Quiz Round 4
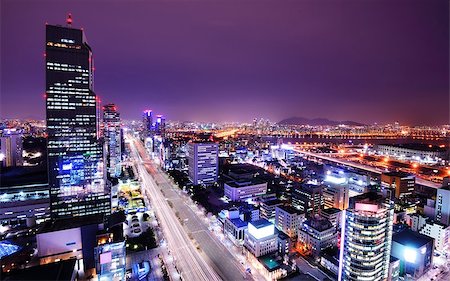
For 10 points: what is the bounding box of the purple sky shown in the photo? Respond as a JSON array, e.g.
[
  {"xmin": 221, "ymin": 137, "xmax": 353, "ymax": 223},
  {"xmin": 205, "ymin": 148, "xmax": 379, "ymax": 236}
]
[{"xmin": 1, "ymin": 0, "xmax": 448, "ymax": 125}]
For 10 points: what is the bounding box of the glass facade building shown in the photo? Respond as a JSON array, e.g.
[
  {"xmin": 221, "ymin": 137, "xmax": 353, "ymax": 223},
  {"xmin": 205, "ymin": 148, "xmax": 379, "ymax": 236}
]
[
  {"xmin": 338, "ymin": 192, "xmax": 394, "ymax": 281},
  {"xmin": 46, "ymin": 24, "xmax": 110, "ymax": 219},
  {"xmin": 103, "ymin": 104, "xmax": 122, "ymax": 178},
  {"xmin": 187, "ymin": 142, "xmax": 218, "ymax": 186}
]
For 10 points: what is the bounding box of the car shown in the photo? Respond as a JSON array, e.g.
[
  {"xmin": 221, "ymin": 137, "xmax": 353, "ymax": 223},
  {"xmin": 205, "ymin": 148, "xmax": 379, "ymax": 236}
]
[
  {"xmin": 131, "ymin": 215, "xmax": 138, "ymax": 220},
  {"xmin": 133, "ymin": 228, "xmax": 142, "ymax": 234},
  {"xmin": 132, "ymin": 223, "xmax": 140, "ymax": 228}
]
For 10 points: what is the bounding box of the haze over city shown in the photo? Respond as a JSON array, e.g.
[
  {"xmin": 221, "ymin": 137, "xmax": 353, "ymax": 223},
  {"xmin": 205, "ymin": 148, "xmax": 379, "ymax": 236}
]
[{"xmin": 1, "ymin": 0, "xmax": 448, "ymax": 125}]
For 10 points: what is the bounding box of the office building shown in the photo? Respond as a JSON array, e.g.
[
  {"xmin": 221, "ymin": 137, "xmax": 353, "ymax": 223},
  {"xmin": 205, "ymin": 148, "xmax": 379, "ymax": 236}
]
[
  {"xmin": 320, "ymin": 207, "xmax": 341, "ymax": 229},
  {"xmin": 0, "ymin": 129, "xmax": 23, "ymax": 167},
  {"xmin": 381, "ymin": 171, "xmax": 415, "ymax": 199},
  {"xmin": 435, "ymin": 186, "xmax": 450, "ymax": 225},
  {"xmin": 94, "ymin": 233, "xmax": 126, "ymax": 281},
  {"xmin": 388, "ymin": 257, "xmax": 400, "ymax": 281},
  {"xmin": 274, "ymin": 205, "xmax": 304, "ymax": 238},
  {"xmin": 322, "ymin": 183, "xmax": 349, "ymax": 210},
  {"xmin": 259, "ymin": 198, "xmax": 283, "ymax": 221},
  {"xmin": 142, "ymin": 109, "xmax": 153, "ymax": 137},
  {"xmin": 298, "ymin": 216, "xmax": 337, "ymax": 257},
  {"xmin": 408, "ymin": 213, "xmax": 450, "ymax": 252},
  {"xmin": 103, "ymin": 104, "xmax": 122, "ymax": 178},
  {"xmin": 292, "ymin": 184, "xmax": 323, "ymax": 216},
  {"xmin": 338, "ymin": 192, "xmax": 394, "ymax": 281},
  {"xmin": 154, "ymin": 114, "xmax": 165, "ymax": 136},
  {"xmin": 187, "ymin": 142, "xmax": 218, "ymax": 186},
  {"xmin": 45, "ymin": 21, "xmax": 110, "ymax": 219},
  {"xmin": 244, "ymin": 219, "xmax": 278, "ymax": 258},
  {"xmin": 391, "ymin": 229, "xmax": 434, "ymax": 279},
  {"xmin": 223, "ymin": 208, "xmax": 248, "ymax": 245},
  {"xmin": 224, "ymin": 178, "xmax": 267, "ymax": 202}
]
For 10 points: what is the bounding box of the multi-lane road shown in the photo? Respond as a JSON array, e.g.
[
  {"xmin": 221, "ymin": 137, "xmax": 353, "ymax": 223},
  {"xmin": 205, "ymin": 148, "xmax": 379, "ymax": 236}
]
[{"xmin": 129, "ymin": 136, "xmax": 250, "ymax": 281}]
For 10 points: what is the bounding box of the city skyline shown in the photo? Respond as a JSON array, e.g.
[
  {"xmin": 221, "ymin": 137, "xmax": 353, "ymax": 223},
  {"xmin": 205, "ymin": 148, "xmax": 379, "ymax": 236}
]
[{"xmin": 1, "ymin": 0, "xmax": 449, "ymax": 125}]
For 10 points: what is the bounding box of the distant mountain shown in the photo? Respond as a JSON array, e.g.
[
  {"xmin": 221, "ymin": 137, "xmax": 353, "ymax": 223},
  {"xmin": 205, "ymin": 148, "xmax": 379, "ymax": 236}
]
[{"xmin": 278, "ymin": 117, "xmax": 365, "ymax": 126}]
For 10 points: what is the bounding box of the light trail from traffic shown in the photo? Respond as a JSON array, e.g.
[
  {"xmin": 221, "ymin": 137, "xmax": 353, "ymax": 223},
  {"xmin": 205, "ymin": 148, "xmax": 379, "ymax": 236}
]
[{"xmin": 128, "ymin": 135, "xmax": 222, "ymax": 281}]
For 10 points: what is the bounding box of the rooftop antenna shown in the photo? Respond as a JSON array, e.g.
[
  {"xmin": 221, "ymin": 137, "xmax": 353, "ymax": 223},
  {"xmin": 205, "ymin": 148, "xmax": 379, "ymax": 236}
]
[{"xmin": 66, "ymin": 13, "xmax": 73, "ymax": 27}]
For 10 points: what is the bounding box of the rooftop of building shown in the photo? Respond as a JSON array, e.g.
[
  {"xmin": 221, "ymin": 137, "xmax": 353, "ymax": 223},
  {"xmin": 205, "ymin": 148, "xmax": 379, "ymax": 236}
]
[
  {"xmin": 276, "ymin": 205, "xmax": 303, "ymax": 215},
  {"xmin": 350, "ymin": 191, "xmax": 386, "ymax": 206},
  {"xmin": 304, "ymin": 216, "xmax": 333, "ymax": 232},
  {"xmin": 230, "ymin": 218, "xmax": 248, "ymax": 228},
  {"xmin": 378, "ymin": 143, "xmax": 447, "ymax": 152},
  {"xmin": 321, "ymin": 207, "xmax": 341, "ymax": 215},
  {"xmin": 0, "ymin": 166, "xmax": 48, "ymax": 188},
  {"xmin": 225, "ymin": 178, "xmax": 266, "ymax": 188},
  {"xmin": 261, "ymin": 198, "xmax": 283, "ymax": 206},
  {"xmin": 382, "ymin": 171, "xmax": 414, "ymax": 179},
  {"xmin": 392, "ymin": 229, "xmax": 433, "ymax": 248},
  {"xmin": 228, "ymin": 163, "xmax": 261, "ymax": 174},
  {"xmin": 250, "ymin": 218, "xmax": 272, "ymax": 229},
  {"xmin": 0, "ymin": 240, "xmax": 21, "ymax": 259},
  {"xmin": 258, "ymin": 255, "xmax": 281, "ymax": 271},
  {"xmin": 3, "ymin": 259, "xmax": 76, "ymax": 281},
  {"xmin": 38, "ymin": 214, "xmax": 104, "ymax": 233},
  {"xmin": 276, "ymin": 230, "xmax": 289, "ymax": 240}
]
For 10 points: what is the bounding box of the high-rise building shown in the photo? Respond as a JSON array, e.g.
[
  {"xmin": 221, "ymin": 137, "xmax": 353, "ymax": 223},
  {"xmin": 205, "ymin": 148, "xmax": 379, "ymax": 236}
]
[
  {"xmin": 187, "ymin": 142, "xmax": 218, "ymax": 186},
  {"xmin": 103, "ymin": 104, "xmax": 122, "ymax": 178},
  {"xmin": 154, "ymin": 114, "xmax": 166, "ymax": 136},
  {"xmin": 292, "ymin": 184, "xmax": 323, "ymax": 216},
  {"xmin": 435, "ymin": 186, "xmax": 450, "ymax": 225},
  {"xmin": 381, "ymin": 171, "xmax": 415, "ymax": 199},
  {"xmin": 142, "ymin": 109, "xmax": 153, "ymax": 137},
  {"xmin": 322, "ymin": 184, "xmax": 349, "ymax": 210},
  {"xmin": 338, "ymin": 192, "xmax": 394, "ymax": 281},
  {"xmin": 45, "ymin": 19, "xmax": 110, "ymax": 219},
  {"xmin": 0, "ymin": 129, "xmax": 23, "ymax": 167}
]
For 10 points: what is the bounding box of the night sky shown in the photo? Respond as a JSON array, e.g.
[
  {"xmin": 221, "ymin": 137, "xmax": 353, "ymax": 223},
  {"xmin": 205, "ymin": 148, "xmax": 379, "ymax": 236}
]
[{"xmin": 1, "ymin": 0, "xmax": 448, "ymax": 125}]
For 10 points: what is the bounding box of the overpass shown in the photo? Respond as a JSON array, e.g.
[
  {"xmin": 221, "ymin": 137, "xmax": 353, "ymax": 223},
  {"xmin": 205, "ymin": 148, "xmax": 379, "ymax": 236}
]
[{"xmin": 293, "ymin": 148, "xmax": 441, "ymax": 189}]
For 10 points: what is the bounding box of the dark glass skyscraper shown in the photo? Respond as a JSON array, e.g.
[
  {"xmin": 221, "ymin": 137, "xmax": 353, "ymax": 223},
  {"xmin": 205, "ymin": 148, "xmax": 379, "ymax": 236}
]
[
  {"xmin": 46, "ymin": 22, "xmax": 110, "ymax": 219},
  {"xmin": 103, "ymin": 104, "xmax": 122, "ymax": 178}
]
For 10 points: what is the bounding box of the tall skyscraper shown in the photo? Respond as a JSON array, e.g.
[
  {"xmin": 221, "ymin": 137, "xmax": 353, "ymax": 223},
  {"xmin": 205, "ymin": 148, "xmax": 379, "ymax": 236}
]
[
  {"xmin": 0, "ymin": 129, "xmax": 23, "ymax": 167},
  {"xmin": 338, "ymin": 192, "xmax": 394, "ymax": 281},
  {"xmin": 103, "ymin": 104, "xmax": 122, "ymax": 178},
  {"xmin": 46, "ymin": 18, "xmax": 110, "ymax": 219},
  {"xmin": 154, "ymin": 114, "xmax": 166, "ymax": 136},
  {"xmin": 142, "ymin": 109, "xmax": 153, "ymax": 137},
  {"xmin": 187, "ymin": 142, "xmax": 218, "ymax": 186}
]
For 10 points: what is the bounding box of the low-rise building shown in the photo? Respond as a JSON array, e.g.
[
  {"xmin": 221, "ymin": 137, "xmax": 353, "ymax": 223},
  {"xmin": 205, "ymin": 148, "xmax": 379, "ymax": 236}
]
[
  {"xmin": 274, "ymin": 205, "xmax": 304, "ymax": 238},
  {"xmin": 391, "ymin": 229, "xmax": 434, "ymax": 279},
  {"xmin": 408, "ymin": 213, "xmax": 450, "ymax": 252},
  {"xmin": 298, "ymin": 216, "xmax": 337, "ymax": 257},
  {"xmin": 223, "ymin": 209, "xmax": 249, "ymax": 245},
  {"xmin": 244, "ymin": 219, "xmax": 278, "ymax": 258},
  {"xmin": 260, "ymin": 199, "xmax": 283, "ymax": 222},
  {"xmin": 381, "ymin": 171, "xmax": 415, "ymax": 199},
  {"xmin": 224, "ymin": 179, "xmax": 267, "ymax": 202},
  {"xmin": 320, "ymin": 207, "xmax": 341, "ymax": 229}
]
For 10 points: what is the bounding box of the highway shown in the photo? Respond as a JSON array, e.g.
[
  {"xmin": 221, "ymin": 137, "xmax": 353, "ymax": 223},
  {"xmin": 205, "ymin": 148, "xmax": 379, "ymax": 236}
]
[
  {"xmin": 294, "ymin": 148, "xmax": 441, "ymax": 189},
  {"xmin": 129, "ymin": 135, "xmax": 250, "ymax": 281},
  {"xmin": 129, "ymin": 136, "xmax": 221, "ymax": 281}
]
